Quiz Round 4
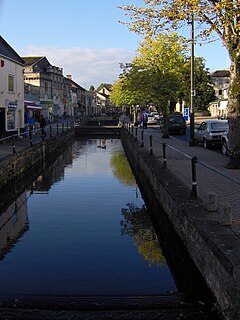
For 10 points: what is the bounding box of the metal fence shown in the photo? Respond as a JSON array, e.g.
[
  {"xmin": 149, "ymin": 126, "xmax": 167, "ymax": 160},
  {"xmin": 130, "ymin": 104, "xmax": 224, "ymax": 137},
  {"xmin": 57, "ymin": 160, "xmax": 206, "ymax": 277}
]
[{"xmin": 0, "ymin": 121, "xmax": 75, "ymax": 154}]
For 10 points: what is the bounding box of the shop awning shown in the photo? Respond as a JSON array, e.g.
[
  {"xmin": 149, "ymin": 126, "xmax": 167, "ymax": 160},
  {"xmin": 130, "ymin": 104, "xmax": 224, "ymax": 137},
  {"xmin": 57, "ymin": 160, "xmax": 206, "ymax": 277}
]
[{"xmin": 24, "ymin": 101, "xmax": 42, "ymax": 110}]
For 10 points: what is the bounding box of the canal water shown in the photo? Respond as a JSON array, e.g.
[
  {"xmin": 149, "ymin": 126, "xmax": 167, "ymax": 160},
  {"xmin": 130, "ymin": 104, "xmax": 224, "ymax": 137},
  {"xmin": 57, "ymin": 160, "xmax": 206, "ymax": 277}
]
[{"xmin": 0, "ymin": 138, "xmax": 177, "ymax": 297}]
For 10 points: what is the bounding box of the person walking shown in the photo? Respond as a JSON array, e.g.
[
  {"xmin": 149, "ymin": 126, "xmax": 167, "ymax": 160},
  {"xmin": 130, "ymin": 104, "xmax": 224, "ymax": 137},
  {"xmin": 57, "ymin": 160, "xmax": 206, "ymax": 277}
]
[
  {"xmin": 40, "ymin": 115, "xmax": 46, "ymax": 138},
  {"xmin": 142, "ymin": 113, "xmax": 148, "ymax": 129}
]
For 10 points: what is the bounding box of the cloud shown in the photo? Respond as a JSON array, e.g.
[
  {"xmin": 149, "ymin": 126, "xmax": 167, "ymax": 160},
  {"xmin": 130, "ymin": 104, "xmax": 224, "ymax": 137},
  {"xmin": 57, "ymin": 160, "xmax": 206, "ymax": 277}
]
[{"xmin": 21, "ymin": 45, "xmax": 136, "ymax": 89}]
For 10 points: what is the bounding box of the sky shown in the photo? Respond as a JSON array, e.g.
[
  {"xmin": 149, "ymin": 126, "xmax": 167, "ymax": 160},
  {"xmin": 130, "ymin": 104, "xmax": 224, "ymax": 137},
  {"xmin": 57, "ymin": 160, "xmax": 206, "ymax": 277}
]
[{"xmin": 0, "ymin": 0, "xmax": 230, "ymax": 90}]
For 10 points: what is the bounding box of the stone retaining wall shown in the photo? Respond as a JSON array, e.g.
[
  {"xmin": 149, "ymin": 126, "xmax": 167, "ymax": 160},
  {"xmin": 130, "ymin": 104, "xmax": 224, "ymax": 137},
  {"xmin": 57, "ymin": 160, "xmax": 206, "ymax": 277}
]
[
  {"xmin": 0, "ymin": 129, "xmax": 75, "ymax": 189},
  {"xmin": 121, "ymin": 128, "xmax": 240, "ymax": 320}
]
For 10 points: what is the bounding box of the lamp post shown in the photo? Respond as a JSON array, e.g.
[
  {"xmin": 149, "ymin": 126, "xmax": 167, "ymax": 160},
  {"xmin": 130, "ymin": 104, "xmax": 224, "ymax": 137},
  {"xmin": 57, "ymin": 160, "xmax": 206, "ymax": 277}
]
[{"xmin": 189, "ymin": 12, "xmax": 195, "ymax": 146}]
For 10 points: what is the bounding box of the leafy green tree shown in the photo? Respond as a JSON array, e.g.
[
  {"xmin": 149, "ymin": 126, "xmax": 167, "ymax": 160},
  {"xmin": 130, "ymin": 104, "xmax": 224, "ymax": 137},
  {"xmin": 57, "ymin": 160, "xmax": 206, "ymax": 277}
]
[
  {"xmin": 119, "ymin": 0, "xmax": 240, "ymax": 167},
  {"xmin": 180, "ymin": 57, "xmax": 216, "ymax": 112}
]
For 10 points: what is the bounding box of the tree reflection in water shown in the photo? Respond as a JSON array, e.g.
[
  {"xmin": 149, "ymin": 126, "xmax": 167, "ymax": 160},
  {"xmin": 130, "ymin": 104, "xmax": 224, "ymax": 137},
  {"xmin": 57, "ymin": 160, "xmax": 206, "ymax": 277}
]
[
  {"xmin": 110, "ymin": 152, "xmax": 136, "ymax": 186},
  {"xmin": 121, "ymin": 202, "xmax": 165, "ymax": 267}
]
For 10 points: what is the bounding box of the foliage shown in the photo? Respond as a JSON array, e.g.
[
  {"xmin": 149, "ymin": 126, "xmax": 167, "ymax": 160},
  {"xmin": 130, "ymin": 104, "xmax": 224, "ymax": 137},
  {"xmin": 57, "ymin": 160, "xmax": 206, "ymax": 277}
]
[
  {"xmin": 119, "ymin": 0, "xmax": 240, "ymax": 166},
  {"xmin": 97, "ymin": 83, "xmax": 112, "ymax": 92},
  {"xmin": 89, "ymin": 85, "xmax": 95, "ymax": 91},
  {"xmin": 180, "ymin": 57, "xmax": 216, "ymax": 111},
  {"xmin": 121, "ymin": 202, "xmax": 165, "ymax": 267},
  {"xmin": 111, "ymin": 33, "xmax": 187, "ymax": 114},
  {"xmin": 110, "ymin": 65, "xmax": 151, "ymax": 107}
]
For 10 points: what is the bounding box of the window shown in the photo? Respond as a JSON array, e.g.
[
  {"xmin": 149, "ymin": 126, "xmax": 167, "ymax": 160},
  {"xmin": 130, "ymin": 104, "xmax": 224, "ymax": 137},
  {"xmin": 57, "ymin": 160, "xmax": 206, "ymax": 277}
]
[{"xmin": 8, "ymin": 74, "xmax": 14, "ymax": 92}]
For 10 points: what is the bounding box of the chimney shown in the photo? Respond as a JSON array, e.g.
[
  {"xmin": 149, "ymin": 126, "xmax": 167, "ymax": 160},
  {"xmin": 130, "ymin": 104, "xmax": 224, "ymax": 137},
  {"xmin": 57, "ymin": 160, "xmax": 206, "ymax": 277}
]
[{"xmin": 66, "ymin": 75, "xmax": 72, "ymax": 80}]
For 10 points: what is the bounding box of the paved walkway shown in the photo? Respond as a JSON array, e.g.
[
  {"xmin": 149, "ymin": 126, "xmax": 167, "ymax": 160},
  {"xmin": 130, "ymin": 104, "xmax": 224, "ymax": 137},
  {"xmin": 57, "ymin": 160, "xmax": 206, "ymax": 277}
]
[
  {"xmin": 131, "ymin": 125, "xmax": 240, "ymax": 239},
  {"xmin": 0, "ymin": 119, "xmax": 74, "ymax": 160}
]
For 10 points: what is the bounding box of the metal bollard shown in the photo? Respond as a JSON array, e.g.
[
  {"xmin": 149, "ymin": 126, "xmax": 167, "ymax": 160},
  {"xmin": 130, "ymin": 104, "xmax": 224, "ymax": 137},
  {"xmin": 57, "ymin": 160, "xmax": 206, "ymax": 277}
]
[
  {"xmin": 62, "ymin": 123, "xmax": 64, "ymax": 132},
  {"xmin": 135, "ymin": 127, "xmax": 138, "ymax": 141},
  {"xmin": 29, "ymin": 127, "xmax": 33, "ymax": 146},
  {"xmin": 141, "ymin": 130, "xmax": 144, "ymax": 147},
  {"xmin": 162, "ymin": 143, "xmax": 167, "ymax": 168},
  {"xmin": 50, "ymin": 125, "xmax": 52, "ymax": 138},
  {"xmin": 12, "ymin": 134, "xmax": 16, "ymax": 153},
  {"xmin": 57, "ymin": 124, "xmax": 59, "ymax": 135},
  {"xmin": 67, "ymin": 122, "xmax": 69, "ymax": 130},
  {"xmin": 190, "ymin": 156, "xmax": 198, "ymax": 198},
  {"xmin": 149, "ymin": 135, "xmax": 153, "ymax": 155},
  {"xmin": 131, "ymin": 125, "xmax": 133, "ymax": 136}
]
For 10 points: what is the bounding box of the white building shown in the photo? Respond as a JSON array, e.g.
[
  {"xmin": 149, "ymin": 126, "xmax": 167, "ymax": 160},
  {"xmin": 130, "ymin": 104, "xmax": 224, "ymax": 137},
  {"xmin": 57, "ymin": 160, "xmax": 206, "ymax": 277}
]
[
  {"xmin": 208, "ymin": 69, "xmax": 230, "ymax": 118},
  {"xmin": 0, "ymin": 36, "xmax": 25, "ymax": 137}
]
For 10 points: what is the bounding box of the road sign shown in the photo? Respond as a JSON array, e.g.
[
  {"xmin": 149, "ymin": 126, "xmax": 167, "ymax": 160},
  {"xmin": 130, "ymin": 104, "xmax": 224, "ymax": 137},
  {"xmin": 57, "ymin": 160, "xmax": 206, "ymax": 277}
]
[{"xmin": 184, "ymin": 107, "xmax": 189, "ymax": 121}]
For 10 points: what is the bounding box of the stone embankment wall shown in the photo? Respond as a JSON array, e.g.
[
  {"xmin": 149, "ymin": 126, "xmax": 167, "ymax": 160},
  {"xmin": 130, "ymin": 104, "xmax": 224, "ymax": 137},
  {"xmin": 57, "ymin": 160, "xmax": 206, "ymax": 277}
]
[
  {"xmin": 121, "ymin": 128, "xmax": 240, "ymax": 320},
  {"xmin": 0, "ymin": 129, "xmax": 75, "ymax": 189}
]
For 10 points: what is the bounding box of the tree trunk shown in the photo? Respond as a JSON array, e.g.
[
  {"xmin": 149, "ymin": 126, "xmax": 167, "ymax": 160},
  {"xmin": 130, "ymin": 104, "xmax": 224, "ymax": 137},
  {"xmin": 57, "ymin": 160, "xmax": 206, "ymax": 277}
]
[{"xmin": 226, "ymin": 55, "xmax": 240, "ymax": 168}]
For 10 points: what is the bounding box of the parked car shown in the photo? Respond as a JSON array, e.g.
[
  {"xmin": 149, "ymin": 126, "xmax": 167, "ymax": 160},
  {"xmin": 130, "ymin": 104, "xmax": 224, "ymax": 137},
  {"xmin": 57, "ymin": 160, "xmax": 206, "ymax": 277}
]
[
  {"xmin": 194, "ymin": 119, "xmax": 229, "ymax": 148},
  {"xmin": 147, "ymin": 113, "xmax": 158, "ymax": 125},
  {"xmin": 150, "ymin": 112, "xmax": 160, "ymax": 120},
  {"xmin": 159, "ymin": 113, "xmax": 187, "ymax": 134},
  {"xmin": 221, "ymin": 129, "xmax": 229, "ymax": 155}
]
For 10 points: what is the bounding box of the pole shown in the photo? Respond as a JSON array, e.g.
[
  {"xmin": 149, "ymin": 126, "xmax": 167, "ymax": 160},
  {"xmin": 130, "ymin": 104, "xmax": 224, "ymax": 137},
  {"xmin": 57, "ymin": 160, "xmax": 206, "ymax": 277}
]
[{"xmin": 189, "ymin": 12, "xmax": 195, "ymax": 146}]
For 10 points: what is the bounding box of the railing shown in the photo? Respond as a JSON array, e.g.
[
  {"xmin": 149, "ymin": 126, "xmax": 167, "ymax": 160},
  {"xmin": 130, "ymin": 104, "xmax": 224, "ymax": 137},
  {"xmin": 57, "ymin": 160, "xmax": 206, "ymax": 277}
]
[
  {"xmin": 0, "ymin": 121, "xmax": 75, "ymax": 154},
  {"xmin": 124, "ymin": 122, "xmax": 238, "ymax": 226}
]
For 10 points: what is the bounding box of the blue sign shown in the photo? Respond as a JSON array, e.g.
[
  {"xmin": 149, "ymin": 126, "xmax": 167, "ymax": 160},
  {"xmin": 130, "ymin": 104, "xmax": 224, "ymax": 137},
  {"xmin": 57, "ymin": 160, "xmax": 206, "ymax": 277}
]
[{"xmin": 184, "ymin": 107, "xmax": 189, "ymax": 121}]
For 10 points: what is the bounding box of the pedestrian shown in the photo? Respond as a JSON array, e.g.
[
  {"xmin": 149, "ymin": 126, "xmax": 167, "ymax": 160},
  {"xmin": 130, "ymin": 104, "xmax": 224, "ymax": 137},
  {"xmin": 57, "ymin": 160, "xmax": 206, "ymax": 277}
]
[
  {"xmin": 142, "ymin": 113, "xmax": 148, "ymax": 129},
  {"xmin": 40, "ymin": 115, "xmax": 46, "ymax": 138}
]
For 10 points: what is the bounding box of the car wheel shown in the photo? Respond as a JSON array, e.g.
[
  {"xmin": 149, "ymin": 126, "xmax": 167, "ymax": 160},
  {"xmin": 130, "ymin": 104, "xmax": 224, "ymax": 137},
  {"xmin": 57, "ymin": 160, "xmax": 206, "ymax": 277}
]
[
  {"xmin": 222, "ymin": 139, "xmax": 228, "ymax": 155},
  {"xmin": 203, "ymin": 138, "xmax": 209, "ymax": 149}
]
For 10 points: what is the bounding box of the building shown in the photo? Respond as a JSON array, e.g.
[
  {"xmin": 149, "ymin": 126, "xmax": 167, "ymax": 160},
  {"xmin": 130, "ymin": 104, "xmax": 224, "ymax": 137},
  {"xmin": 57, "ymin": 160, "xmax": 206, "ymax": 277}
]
[
  {"xmin": 22, "ymin": 56, "xmax": 65, "ymax": 121},
  {"xmin": 96, "ymin": 85, "xmax": 114, "ymax": 114},
  {"xmin": 208, "ymin": 69, "xmax": 230, "ymax": 118},
  {"xmin": 0, "ymin": 36, "xmax": 25, "ymax": 137}
]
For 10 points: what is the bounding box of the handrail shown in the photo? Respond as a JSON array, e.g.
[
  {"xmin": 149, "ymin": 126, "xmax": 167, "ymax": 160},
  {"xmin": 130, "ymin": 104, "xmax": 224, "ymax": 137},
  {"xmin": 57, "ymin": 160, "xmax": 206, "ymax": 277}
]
[{"xmin": 0, "ymin": 121, "xmax": 75, "ymax": 153}]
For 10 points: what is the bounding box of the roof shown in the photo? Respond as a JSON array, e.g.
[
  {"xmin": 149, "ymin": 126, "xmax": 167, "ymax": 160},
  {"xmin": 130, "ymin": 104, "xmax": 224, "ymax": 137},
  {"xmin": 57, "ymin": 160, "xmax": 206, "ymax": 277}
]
[
  {"xmin": 0, "ymin": 35, "xmax": 24, "ymax": 65},
  {"xmin": 22, "ymin": 56, "xmax": 45, "ymax": 66},
  {"xmin": 211, "ymin": 70, "xmax": 230, "ymax": 78}
]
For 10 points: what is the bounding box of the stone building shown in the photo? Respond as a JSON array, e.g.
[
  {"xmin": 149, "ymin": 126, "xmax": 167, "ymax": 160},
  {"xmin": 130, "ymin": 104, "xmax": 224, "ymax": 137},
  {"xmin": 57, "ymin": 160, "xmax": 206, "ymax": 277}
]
[{"xmin": 22, "ymin": 56, "xmax": 66, "ymax": 121}]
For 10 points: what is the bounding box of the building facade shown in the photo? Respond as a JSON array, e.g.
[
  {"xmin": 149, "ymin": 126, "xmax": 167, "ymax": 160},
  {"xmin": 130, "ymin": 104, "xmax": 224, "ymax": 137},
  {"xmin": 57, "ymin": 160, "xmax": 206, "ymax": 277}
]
[
  {"xmin": 208, "ymin": 69, "xmax": 230, "ymax": 118},
  {"xmin": 0, "ymin": 36, "xmax": 25, "ymax": 137}
]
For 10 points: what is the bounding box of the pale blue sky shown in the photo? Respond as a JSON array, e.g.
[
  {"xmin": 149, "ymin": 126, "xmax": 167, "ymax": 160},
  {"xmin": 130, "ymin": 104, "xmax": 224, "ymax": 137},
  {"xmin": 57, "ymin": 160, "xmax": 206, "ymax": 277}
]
[{"xmin": 0, "ymin": 0, "xmax": 230, "ymax": 89}]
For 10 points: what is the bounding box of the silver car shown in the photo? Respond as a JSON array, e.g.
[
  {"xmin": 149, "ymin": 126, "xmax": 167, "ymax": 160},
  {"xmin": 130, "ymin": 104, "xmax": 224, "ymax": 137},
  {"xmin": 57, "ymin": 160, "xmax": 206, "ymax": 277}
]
[
  {"xmin": 194, "ymin": 119, "xmax": 229, "ymax": 148},
  {"xmin": 221, "ymin": 129, "xmax": 229, "ymax": 155}
]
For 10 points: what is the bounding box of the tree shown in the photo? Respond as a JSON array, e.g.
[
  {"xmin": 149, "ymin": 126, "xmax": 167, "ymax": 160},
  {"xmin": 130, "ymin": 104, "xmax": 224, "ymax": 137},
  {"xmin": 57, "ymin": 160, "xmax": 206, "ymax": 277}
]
[
  {"xmin": 180, "ymin": 57, "xmax": 216, "ymax": 112},
  {"xmin": 89, "ymin": 85, "xmax": 95, "ymax": 91},
  {"xmin": 110, "ymin": 64, "xmax": 152, "ymax": 122},
  {"xmin": 112, "ymin": 33, "xmax": 187, "ymax": 136},
  {"xmin": 120, "ymin": 0, "xmax": 240, "ymax": 167},
  {"xmin": 97, "ymin": 83, "xmax": 112, "ymax": 92}
]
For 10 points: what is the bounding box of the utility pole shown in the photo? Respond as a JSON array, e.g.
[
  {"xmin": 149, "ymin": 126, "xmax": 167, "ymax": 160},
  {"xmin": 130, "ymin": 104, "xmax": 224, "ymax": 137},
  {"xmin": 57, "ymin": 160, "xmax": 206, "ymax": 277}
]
[{"xmin": 189, "ymin": 12, "xmax": 195, "ymax": 146}]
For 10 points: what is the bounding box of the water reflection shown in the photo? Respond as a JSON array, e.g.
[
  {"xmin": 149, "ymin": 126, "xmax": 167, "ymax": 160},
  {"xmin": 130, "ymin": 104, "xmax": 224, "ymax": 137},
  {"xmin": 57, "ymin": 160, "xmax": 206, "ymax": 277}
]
[
  {"xmin": 0, "ymin": 138, "xmax": 176, "ymax": 296},
  {"xmin": 121, "ymin": 202, "xmax": 165, "ymax": 267},
  {"xmin": 0, "ymin": 192, "xmax": 28, "ymax": 260},
  {"xmin": 111, "ymin": 152, "xmax": 136, "ymax": 186}
]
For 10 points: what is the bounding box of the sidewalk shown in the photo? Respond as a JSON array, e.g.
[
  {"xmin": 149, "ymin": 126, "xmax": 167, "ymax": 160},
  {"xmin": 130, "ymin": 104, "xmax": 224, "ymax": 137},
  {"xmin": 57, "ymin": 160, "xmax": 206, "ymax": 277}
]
[
  {"xmin": 0, "ymin": 120, "xmax": 74, "ymax": 160},
  {"xmin": 134, "ymin": 125, "xmax": 240, "ymax": 239}
]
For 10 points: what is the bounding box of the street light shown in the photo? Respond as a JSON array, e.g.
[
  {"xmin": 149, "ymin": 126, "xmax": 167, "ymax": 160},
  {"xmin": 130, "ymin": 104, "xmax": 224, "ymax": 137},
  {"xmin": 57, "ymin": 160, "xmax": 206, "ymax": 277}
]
[{"xmin": 189, "ymin": 12, "xmax": 195, "ymax": 146}]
